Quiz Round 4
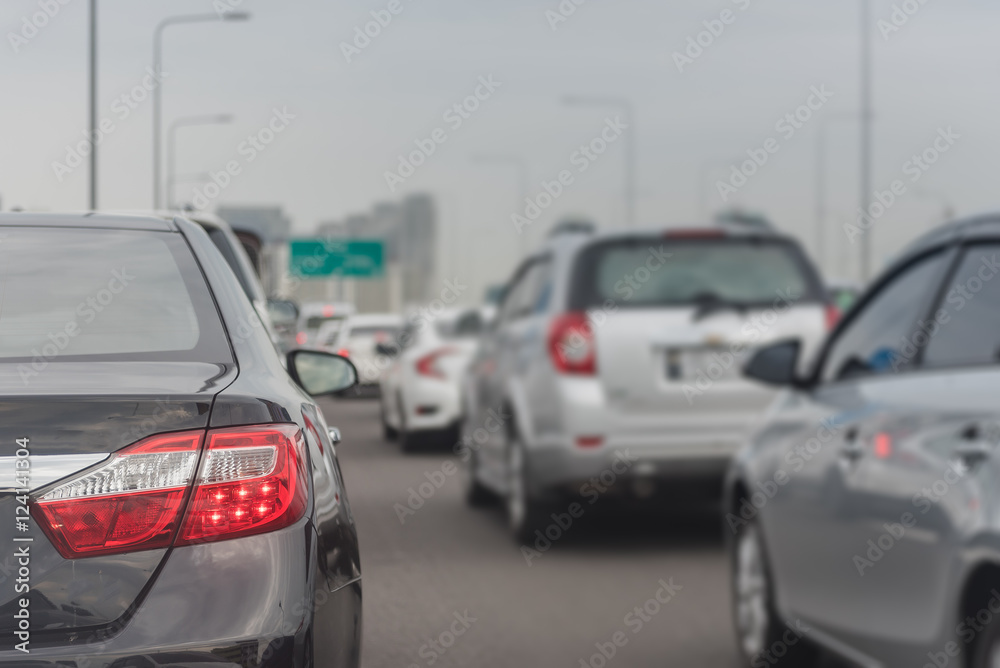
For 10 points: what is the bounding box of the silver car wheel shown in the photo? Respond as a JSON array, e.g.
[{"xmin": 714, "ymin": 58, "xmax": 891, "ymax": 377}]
[
  {"xmin": 506, "ymin": 438, "xmax": 526, "ymax": 532},
  {"xmin": 735, "ymin": 525, "xmax": 769, "ymax": 659}
]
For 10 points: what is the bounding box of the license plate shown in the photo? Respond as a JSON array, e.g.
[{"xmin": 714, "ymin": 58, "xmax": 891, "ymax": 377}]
[{"xmin": 666, "ymin": 347, "xmax": 742, "ymax": 381}]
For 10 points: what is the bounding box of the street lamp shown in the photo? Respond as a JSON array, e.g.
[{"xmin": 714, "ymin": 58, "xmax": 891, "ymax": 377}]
[
  {"xmin": 562, "ymin": 95, "xmax": 636, "ymax": 227},
  {"xmin": 860, "ymin": 0, "xmax": 875, "ymax": 281},
  {"xmin": 89, "ymin": 0, "xmax": 97, "ymax": 210},
  {"xmin": 167, "ymin": 114, "xmax": 234, "ymax": 209},
  {"xmin": 471, "ymin": 153, "xmax": 529, "ymax": 256},
  {"xmin": 152, "ymin": 11, "xmax": 250, "ymax": 209}
]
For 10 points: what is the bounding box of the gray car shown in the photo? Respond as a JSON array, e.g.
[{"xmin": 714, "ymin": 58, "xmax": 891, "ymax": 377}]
[
  {"xmin": 726, "ymin": 214, "xmax": 1000, "ymax": 667},
  {"xmin": 463, "ymin": 223, "xmax": 831, "ymax": 541}
]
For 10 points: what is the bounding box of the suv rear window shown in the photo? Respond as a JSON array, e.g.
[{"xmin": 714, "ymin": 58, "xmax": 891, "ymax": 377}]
[
  {"xmin": 0, "ymin": 228, "xmax": 231, "ymax": 362},
  {"xmin": 569, "ymin": 236, "xmax": 824, "ymax": 310}
]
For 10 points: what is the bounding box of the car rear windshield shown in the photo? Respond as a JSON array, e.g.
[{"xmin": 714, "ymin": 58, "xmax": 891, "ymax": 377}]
[
  {"xmin": 569, "ymin": 236, "xmax": 824, "ymax": 310},
  {"xmin": 0, "ymin": 228, "xmax": 232, "ymax": 362}
]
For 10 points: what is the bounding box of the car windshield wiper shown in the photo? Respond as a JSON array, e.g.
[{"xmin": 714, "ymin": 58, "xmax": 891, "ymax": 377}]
[{"xmin": 690, "ymin": 293, "xmax": 750, "ymax": 322}]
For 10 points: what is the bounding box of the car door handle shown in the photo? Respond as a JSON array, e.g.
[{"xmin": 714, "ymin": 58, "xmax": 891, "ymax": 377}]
[
  {"xmin": 839, "ymin": 440, "xmax": 866, "ymax": 460},
  {"xmin": 954, "ymin": 441, "xmax": 992, "ymax": 466}
]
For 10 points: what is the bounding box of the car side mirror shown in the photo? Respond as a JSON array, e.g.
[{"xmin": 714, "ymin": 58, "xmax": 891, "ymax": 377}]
[
  {"xmin": 743, "ymin": 340, "xmax": 803, "ymax": 387},
  {"xmin": 286, "ymin": 350, "xmax": 358, "ymax": 396}
]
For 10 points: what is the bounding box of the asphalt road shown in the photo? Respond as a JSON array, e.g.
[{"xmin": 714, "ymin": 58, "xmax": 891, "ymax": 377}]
[{"xmin": 319, "ymin": 396, "xmax": 745, "ymax": 668}]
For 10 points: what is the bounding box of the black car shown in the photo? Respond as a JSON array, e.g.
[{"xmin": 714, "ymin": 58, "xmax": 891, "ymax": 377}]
[{"xmin": 0, "ymin": 213, "xmax": 362, "ymax": 667}]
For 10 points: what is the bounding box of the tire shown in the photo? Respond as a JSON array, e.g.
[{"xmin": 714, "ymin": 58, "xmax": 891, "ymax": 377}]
[
  {"xmin": 731, "ymin": 519, "xmax": 817, "ymax": 667},
  {"xmin": 380, "ymin": 398, "xmax": 398, "ymax": 441},
  {"xmin": 972, "ymin": 612, "xmax": 1000, "ymax": 668},
  {"xmin": 398, "ymin": 394, "xmax": 421, "ymax": 454},
  {"xmin": 464, "ymin": 447, "xmax": 494, "ymax": 508},
  {"xmin": 505, "ymin": 433, "xmax": 550, "ymax": 544}
]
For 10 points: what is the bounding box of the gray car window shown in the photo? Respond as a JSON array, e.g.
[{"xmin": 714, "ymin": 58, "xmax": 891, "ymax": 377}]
[
  {"xmin": 0, "ymin": 228, "xmax": 231, "ymax": 362},
  {"xmin": 922, "ymin": 244, "xmax": 1000, "ymax": 368},
  {"xmin": 822, "ymin": 251, "xmax": 949, "ymax": 383}
]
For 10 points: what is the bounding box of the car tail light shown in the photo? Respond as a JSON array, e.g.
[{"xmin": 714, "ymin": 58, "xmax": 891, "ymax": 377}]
[
  {"xmin": 549, "ymin": 312, "xmax": 596, "ymax": 375},
  {"xmin": 576, "ymin": 436, "xmax": 604, "ymax": 448},
  {"xmin": 337, "ymin": 348, "xmax": 350, "ymax": 357},
  {"xmin": 415, "ymin": 348, "xmax": 456, "ymax": 379},
  {"xmin": 34, "ymin": 425, "xmax": 309, "ymax": 559},
  {"xmin": 34, "ymin": 431, "xmax": 203, "ymax": 558},
  {"xmin": 825, "ymin": 304, "xmax": 841, "ymax": 330},
  {"xmin": 296, "ymin": 331, "xmax": 307, "ymax": 345},
  {"xmin": 176, "ymin": 425, "xmax": 307, "ymax": 546}
]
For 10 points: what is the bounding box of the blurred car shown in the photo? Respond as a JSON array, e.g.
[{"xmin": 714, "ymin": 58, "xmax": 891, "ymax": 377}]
[
  {"xmin": 379, "ymin": 307, "xmax": 492, "ymax": 451},
  {"xmin": 726, "ymin": 215, "xmax": 1000, "ymax": 668},
  {"xmin": 322, "ymin": 313, "xmax": 404, "ymax": 387},
  {"xmin": 0, "ymin": 213, "xmax": 361, "ymax": 667},
  {"xmin": 463, "ymin": 223, "xmax": 834, "ymax": 540},
  {"xmin": 267, "ymin": 297, "xmax": 301, "ymax": 352},
  {"xmin": 297, "ymin": 301, "xmax": 356, "ymax": 347}
]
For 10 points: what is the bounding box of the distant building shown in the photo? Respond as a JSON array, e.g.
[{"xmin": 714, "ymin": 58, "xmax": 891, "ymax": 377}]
[
  {"xmin": 397, "ymin": 194, "xmax": 436, "ymax": 306},
  {"xmin": 297, "ymin": 193, "xmax": 437, "ymax": 313}
]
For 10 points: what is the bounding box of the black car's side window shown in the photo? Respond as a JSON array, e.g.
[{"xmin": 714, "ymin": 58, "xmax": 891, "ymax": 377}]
[
  {"xmin": 922, "ymin": 243, "xmax": 1000, "ymax": 369},
  {"xmin": 821, "ymin": 250, "xmax": 949, "ymax": 383}
]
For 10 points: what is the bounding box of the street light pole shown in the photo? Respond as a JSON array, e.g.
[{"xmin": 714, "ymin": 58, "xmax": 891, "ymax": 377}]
[
  {"xmin": 152, "ymin": 11, "xmax": 250, "ymax": 209},
  {"xmin": 562, "ymin": 95, "xmax": 636, "ymax": 227},
  {"xmin": 89, "ymin": 0, "xmax": 97, "ymax": 210},
  {"xmin": 167, "ymin": 114, "xmax": 233, "ymax": 209},
  {"xmin": 860, "ymin": 0, "xmax": 874, "ymax": 280},
  {"xmin": 471, "ymin": 153, "xmax": 529, "ymax": 256}
]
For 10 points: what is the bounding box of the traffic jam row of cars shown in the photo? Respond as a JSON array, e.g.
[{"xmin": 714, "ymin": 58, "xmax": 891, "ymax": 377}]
[
  {"xmin": 7, "ymin": 207, "xmax": 1000, "ymax": 667},
  {"xmin": 355, "ymin": 216, "xmax": 1000, "ymax": 668}
]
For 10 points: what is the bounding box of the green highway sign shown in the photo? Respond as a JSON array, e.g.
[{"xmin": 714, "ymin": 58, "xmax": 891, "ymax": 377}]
[{"xmin": 289, "ymin": 239, "xmax": 385, "ymax": 278}]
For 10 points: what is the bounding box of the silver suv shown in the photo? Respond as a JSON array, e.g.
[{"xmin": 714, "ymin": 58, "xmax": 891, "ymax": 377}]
[{"xmin": 462, "ymin": 223, "xmax": 833, "ymax": 539}]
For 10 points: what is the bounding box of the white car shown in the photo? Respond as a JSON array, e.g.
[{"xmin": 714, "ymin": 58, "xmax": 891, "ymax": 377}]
[
  {"xmin": 323, "ymin": 313, "xmax": 404, "ymax": 386},
  {"xmin": 379, "ymin": 307, "xmax": 491, "ymax": 452},
  {"xmin": 463, "ymin": 223, "xmax": 837, "ymax": 540},
  {"xmin": 296, "ymin": 301, "xmax": 356, "ymax": 347}
]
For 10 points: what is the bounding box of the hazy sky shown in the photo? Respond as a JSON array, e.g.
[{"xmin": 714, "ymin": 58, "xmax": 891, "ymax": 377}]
[{"xmin": 1, "ymin": 0, "xmax": 998, "ymax": 298}]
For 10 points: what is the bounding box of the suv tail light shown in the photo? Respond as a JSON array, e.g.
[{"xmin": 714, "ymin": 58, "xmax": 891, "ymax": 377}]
[
  {"xmin": 34, "ymin": 425, "xmax": 308, "ymax": 559},
  {"xmin": 549, "ymin": 312, "xmax": 596, "ymax": 375},
  {"xmin": 415, "ymin": 347, "xmax": 456, "ymax": 379}
]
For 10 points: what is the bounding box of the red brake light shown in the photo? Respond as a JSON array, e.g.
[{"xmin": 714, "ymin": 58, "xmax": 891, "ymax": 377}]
[
  {"xmin": 322, "ymin": 305, "xmax": 335, "ymax": 317},
  {"xmin": 296, "ymin": 332, "xmax": 307, "ymax": 345},
  {"xmin": 415, "ymin": 348, "xmax": 457, "ymax": 379},
  {"xmin": 34, "ymin": 431, "xmax": 203, "ymax": 558},
  {"xmin": 33, "ymin": 425, "xmax": 309, "ymax": 559},
  {"xmin": 177, "ymin": 425, "xmax": 307, "ymax": 546},
  {"xmin": 874, "ymin": 433, "xmax": 892, "ymax": 459},
  {"xmin": 548, "ymin": 312, "xmax": 596, "ymax": 375},
  {"xmin": 337, "ymin": 348, "xmax": 350, "ymax": 358},
  {"xmin": 825, "ymin": 304, "xmax": 841, "ymax": 330}
]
